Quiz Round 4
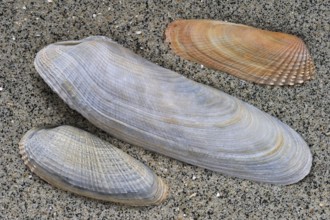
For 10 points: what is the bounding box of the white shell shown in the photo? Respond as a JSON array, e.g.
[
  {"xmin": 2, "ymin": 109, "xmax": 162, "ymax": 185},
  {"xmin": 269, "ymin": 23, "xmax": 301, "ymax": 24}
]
[
  {"xmin": 34, "ymin": 36, "xmax": 312, "ymax": 185},
  {"xmin": 19, "ymin": 125, "xmax": 168, "ymax": 206}
]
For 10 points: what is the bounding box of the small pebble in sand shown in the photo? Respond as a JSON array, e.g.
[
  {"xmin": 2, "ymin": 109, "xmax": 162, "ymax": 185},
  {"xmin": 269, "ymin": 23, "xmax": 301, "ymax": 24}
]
[
  {"xmin": 0, "ymin": 87, "xmax": 3, "ymax": 91},
  {"xmin": 189, "ymin": 193, "xmax": 197, "ymax": 199},
  {"xmin": 47, "ymin": 0, "xmax": 53, "ymax": 3},
  {"xmin": 12, "ymin": 36, "xmax": 16, "ymax": 40},
  {"xmin": 192, "ymin": 175, "xmax": 197, "ymax": 180},
  {"xmin": 135, "ymin": 31, "xmax": 142, "ymax": 35},
  {"xmin": 216, "ymin": 192, "xmax": 220, "ymax": 197},
  {"xmin": 22, "ymin": 6, "xmax": 26, "ymax": 10},
  {"xmin": 93, "ymin": 14, "xmax": 97, "ymax": 18}
]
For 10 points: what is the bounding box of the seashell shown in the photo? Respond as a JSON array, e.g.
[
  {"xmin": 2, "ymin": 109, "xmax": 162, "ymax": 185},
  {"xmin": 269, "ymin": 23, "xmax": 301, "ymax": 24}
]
[
  {"xmin": 19, "ymin": 125, "xmax": 168, "ymax": 206},
  {"xmin": 34, "ymin": 36, "xmax": 312, "ymax": 185},
  {"xmin": 165, "ymin": 19, "xmax": 315, "ymax": 85}
]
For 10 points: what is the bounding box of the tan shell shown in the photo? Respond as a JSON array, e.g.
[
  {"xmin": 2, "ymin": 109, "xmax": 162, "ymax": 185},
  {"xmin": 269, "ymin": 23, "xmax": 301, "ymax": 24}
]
[
  {"xmin": 165, "ymin": 19, "xmax": 315, "ymax": 85},
  {"xmin": 19, "ymin": 125, "xmax": 168, "ymax": 206}
]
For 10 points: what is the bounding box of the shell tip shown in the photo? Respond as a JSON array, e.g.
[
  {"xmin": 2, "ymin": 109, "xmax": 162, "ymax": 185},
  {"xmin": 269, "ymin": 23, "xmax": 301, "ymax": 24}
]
[
  {"xmin": 164, "ymin": 26, "xmax": 173, "ymax": 43},
  {"xmin": 152, "ymin": 177, "xmax": 169, "ymax": 205}
]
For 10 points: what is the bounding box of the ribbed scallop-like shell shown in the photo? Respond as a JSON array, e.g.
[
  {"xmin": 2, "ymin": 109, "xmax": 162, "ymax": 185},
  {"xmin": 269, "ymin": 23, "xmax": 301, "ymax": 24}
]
[
  {"xmin": 19, "ymin": 125, "xmax": 168, "ymax": 206},
  {"xmin": 34, "ymin": 36, "xmax": 312, "ymax": 185},
  {"xmin": 165, "ymin": 19, "xmax": 315, "ymax": 85}
]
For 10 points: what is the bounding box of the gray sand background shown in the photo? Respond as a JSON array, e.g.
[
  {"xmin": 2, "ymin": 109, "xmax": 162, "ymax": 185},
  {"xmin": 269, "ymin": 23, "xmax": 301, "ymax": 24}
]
[{"xmin": 1, "ymin": 0, "xmax": 329, "ymax": 219}]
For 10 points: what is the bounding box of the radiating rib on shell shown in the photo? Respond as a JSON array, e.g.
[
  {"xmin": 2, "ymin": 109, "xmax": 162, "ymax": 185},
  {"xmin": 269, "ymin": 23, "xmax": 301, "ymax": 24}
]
[
  {"xmin": 165, "ymin": 19, "xmax": 315, "ymax": 85},
  {"xmin": 34, "ymin": 36, "xmax": 312, "ymax": 185},
  {"xmin": 19, "ymin": 125, "xmax": 168, "ymax": 206}
]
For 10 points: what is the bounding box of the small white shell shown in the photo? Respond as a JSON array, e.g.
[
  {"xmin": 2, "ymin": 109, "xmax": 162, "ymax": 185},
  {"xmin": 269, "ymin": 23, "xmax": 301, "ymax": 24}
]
[
  {"xmin": 34, "ymin": 36, "xmax": 312, "ymax": 185},
  {"xmin": 19, "ymin": 125, "xmax": 168, "ymax": 206}
]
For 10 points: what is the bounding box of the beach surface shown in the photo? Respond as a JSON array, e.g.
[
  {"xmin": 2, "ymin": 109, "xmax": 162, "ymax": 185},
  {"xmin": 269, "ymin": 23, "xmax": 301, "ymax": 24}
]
[{"xmin": 1, "ymin": 1, "xmax": 329, "ymax": 219}]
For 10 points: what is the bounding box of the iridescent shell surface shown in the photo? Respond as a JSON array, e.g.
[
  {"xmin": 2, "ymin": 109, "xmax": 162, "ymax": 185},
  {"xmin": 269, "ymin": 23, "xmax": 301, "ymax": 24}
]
[
  {"xmin": 34, "ymin": 36, "xmax": 312, "ymax": 185},
  {"xmin": 19, "ymin": 125, "xmax": 168, "ymax": 206},
  {"xmin": 165, "ymin": 19, "xmax": 315, "ymax": 85}
]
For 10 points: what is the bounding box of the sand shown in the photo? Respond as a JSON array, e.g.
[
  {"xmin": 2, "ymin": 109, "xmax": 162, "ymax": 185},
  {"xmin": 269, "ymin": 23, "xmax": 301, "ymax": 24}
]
[{"xmin": 1, "ymin": 0, "xmax": 329, "ymax": 219}]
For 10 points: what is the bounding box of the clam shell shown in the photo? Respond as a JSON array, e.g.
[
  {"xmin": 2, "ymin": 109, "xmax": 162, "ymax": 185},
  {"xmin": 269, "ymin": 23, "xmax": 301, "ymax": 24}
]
[
  {"xmin": 34, "ymin": 36, "xmax": 312, "ymax": 185},
  {"xmin": 19, "ymin": 125, "xmax": 168, "ymax": 206},
  {"xmin": 165, "ymin": 19, "xmax": 315, "ymax": 85}
]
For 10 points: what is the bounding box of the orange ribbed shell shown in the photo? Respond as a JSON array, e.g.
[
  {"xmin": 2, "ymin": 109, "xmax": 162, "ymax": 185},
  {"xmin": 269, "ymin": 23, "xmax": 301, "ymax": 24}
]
[{"xmin": 165, "ymin": 19, "xmax": 315, "ymax": 85}]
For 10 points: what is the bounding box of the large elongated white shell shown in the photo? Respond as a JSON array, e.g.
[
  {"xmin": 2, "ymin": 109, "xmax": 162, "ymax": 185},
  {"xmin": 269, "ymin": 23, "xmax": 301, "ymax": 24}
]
[
  {"xmin": 19, "ymin": 125, "xmax": 168, "ymax": 206},
  {"xmin": 165, "ymin": 19, "xmax": 315, "ymax": 85},
  {"xmin": 34, "ymin": 36, "xmax": 312, "ymax": 185}
]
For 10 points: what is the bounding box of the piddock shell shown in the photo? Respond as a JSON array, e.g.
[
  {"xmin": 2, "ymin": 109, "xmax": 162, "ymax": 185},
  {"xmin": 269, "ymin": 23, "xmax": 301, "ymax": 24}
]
[
  {"xmin": 165, "ymin": 19, "xmax": 315, "ymax": 85},
  {"xmin": 19, "ymin": 125, "xmax": 168, "ymax": 206},
  {"xmin": 34, "ymin": 36, "xmax": 312, "ymax": 185}
]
